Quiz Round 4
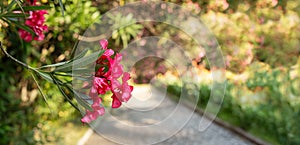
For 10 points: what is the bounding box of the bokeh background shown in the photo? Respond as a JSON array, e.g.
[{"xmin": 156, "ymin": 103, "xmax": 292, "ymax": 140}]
[{"xmin": 1, "ymin": 0, "xmax": 300, "ymax": 145}]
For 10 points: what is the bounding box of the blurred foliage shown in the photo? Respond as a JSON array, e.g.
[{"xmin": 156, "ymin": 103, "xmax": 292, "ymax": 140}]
[
  {"xmin": 46, "ymin": 0, "xmax": 100, "ymax": 36},
  {"xmin": 155, "ymin": 0, "xmax": 300, "ymax": 145},
  {"xmin": 109, "ymin": 13, "xmax": 143, "ymax": 47},
  {"xmin": 163, "ymin": 60, "xmax": 300, "ymax": 144},
  {"xmin": 0, "ymin": 0, "xmax": 98, "ymax": 144},
  {"xmin": 201, "ymin": 1, "xmax": 300, "ymax": 72}
]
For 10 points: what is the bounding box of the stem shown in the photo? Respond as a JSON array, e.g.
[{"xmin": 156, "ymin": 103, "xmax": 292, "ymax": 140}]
[{"xmin": 0, "ymin": 41, "xmax": 37, "ymax": 71}]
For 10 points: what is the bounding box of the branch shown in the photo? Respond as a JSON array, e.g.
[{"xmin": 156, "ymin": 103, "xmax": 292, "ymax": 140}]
[{"xmin": 0, "ymin": 41, "xmax": 36, "ymax": 71}]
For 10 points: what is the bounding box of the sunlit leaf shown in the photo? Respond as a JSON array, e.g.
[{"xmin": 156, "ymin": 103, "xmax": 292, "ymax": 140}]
[
  {"xmin": 55, "ymin": 51, "xmax": 98, "ymax": 72},
  {"xmin": 36, "ymin": 71, "xmax": 54, "ymax": 83},
  {"xmin": 37, "ymin": 60, "xmax": 71, "ymax": 69}
]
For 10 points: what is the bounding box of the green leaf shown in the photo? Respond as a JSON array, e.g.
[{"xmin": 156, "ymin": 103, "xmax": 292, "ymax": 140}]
[
  {"xmin": 66, "ymin": 68, "xmax": 91, "ymax": 74},
  {"xmin": 72, "ymin": 90, "xmax": 92, "ymax": 110},
  {"xmin": 31, "ymin": 72, "xmax": 53, "ymax": 114},
  {"xmin": 37, "ymin": 60, "xmax": 71, "ymax": 69},
  {"xmin": 36, "ymin": 71, "xmax": 54, "ymax": 83},
  {"xmin": 15, "ymin": 0, "xmax": 25, "ymax": 14},
  {"xmin": 55, "ymin": 51, "xmax": 99, "ymax": 72},
  {"xmin": 64, "ymin": 85, "xmax": 92, "ymax": 111},
  {"xmin": 103, "ymin": 66, "xmax": 109, "ymax": 73},
  {"xmin": 126, "ymin": 27, "xmax": 138, "ymax": 37},
  {"xmin": 121, "ymin": 33, "xmax": 128, "ymax": 47},
  {"xmin": 73, "ymin": 76, "xmax": 92, "ymax": 82},
  {"xmin": 13, "ymin": 5, "xmax": 52, "ymax": 11},
  {"xmin": 54, "ymin": 72, "xmax": 92, "ymax": 79},
  {"xmin": 12, "ymin": 21, "xmax": 35, "ymax": 39},
  {"xmin": 69, "ymin": 40, "xmax": 79, "ymax": 58},
  {"xmin": 50, "ymin": 74, "xmax": 81, "ymax": 112},
  {"xmin": 43, "ymin": 48, "xmax": 90, "ymax": 72},
  {"xmin": 6, "ymin": 0, "xmax": 17, "ymax": 11},
  {"xmin": 72, "ymin": 48, "xmax": 89, "ymax": 61},
  {"xmin": 0, "ymin": 13, "xmax": 29, "ymax": 18},
  {"xmin": 97, "ymin": 49, "xmax": 105, "ymax": 57},
  {"xmin": 132, "ymin": 24, "xmax": 143, "ymax": 29},
  {"xmin": 58, "ymin": 0, "xmax": 64, "ymax": 16}
]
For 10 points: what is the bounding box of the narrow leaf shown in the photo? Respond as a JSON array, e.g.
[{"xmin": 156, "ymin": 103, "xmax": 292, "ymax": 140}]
[
  {"xmin": 15, "ymin": 0, "xmax": 25, "ymax": 15},
  {"xmin": 13, "ymin": 5, "xmax": 52, "ymax": 11},
  {"xmin": 36, "ymin": 71, "xmax": 54, "ymax": 83},
  {"xmin": 55, "ymin": 51, "xmax": 98, "ymax": 72},
  {"xmin": 13, "ymin": 21, "xmax": 35, "ymax": 37},
  {"xmin": 1, "ymin": 13, "xmax": 29, "ymax": 18},
  {"xmin": 31, "ymin": 72, "xmax": 53, "ymax": 114},
  {"xmin": 6, "ymin": 0, "xmax": 17, "ymax": 11},
  {"xmin": 72, "ymin": 48, "xmax": 89, "ymax": 61},
  {"xmin": 64, "ymin": 82, "xmax": 92, "ymax": 110},
  {"xmin": 66, "ymin": 86, "xmax": 92, "ymax": 110},
  {"xmin": 50, "ymin": 74, "xmax": 81, "ymax": 112},
  {"xmin": 37, "ymin": 60, "xmax": 71, "ymax": 69},
  {"xmin": 58, "ymin": 0, "xmax": 64, "ymax": 16}
]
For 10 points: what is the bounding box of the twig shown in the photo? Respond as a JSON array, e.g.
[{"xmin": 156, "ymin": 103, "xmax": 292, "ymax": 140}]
[{"xmin": 0, "ymin": 41, "xmax": 36, "ymax": 71}]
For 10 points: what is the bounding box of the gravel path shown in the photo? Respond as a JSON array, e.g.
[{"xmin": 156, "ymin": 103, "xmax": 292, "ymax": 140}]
[{"xmin": 80, "ymin": 85, "xmax": 255, "ymax": 145}]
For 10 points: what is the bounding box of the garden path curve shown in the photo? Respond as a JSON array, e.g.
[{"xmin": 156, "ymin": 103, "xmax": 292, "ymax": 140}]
[{"xmin": 79, "ymin": 85, "xmax": 255, "ymax": 145}]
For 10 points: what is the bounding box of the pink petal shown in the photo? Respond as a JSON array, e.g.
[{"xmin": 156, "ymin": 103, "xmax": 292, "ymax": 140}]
[
  {"xmin": 80, "ymin": 106, "xmax": 105, "ymax": 123},
  {"xmin": 111, "ymin": 95, "xmax": 122, "ymax": 108},
  {"xmin": 115, "ymin": 54, "xmax": 122, "ymax": 63},
  {"xmin": 92, "ymin": 105, "xmax": 105, "ymax": 115},
  {"xmin": 130, "ymin": 86, "xmax": 134, "ymax": 91},
  {"xmin": 81, "ymin": 110, "xmax": 96, "ymax": 123},
  {"xmin": 96, "ymin": 49, "xmax": 114, "ymax": 65},
  {"xmin": 103, "ymin": 49, "xmax": 114, "ymax": 57},
  {"xmin": 122, "ymin": 72, "xmax": 130, "ymax": 82},
  {"xmin": 91, "ymin": 97, "xmax": 102, "ymax": 107},
  {"xmin": 111, "ymin": 64, "xmax": 123, "ymax": 79},
  {"xmin": 111, "ymin": 79, "xmax": 121, "ymax": 90},
  {"xmin": 93, "ymin": 77, "xmax": 110, "ymax": 94},
  {"xmin": 99, "ymin": 39, "xmax": 108, "ymax": 50}
]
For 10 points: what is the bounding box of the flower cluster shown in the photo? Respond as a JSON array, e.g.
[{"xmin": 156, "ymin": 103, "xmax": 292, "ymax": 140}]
[
  {"xmin": 18, "ymin": 0, "xmax": 48, "ymax": 42},
  {"xmin": 81, "ymin": 40, "xmax": 134, "ymax": 123}
]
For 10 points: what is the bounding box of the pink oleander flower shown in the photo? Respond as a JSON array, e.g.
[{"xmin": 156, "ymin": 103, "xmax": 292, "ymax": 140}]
[
  {"xmin": 81, "ymin": 86, "xmax": 105, "ymax": 123},
  {"xmin": 95, "ymin": 40, "xmax": 114, "ymax": 77},
  {"xmin": 81, "ymin": 106, "xmax": 105, "ymax": 123},
  {"xmin": 26, "ymin": 10, "xmax": 48, "ymax": 26},
  {"xmin": 99, "ymin": 39, "xmax": 108, "ymax": 49},
  {"xmin": 95, "ymin": 49, "xmax": 114, "ymax": 78},
  {"xmin": 108, "ymin": 53, "xmax": 123, "ymax": 80},
  {"xmin": 93, "ymin": 77, "xmax": 110, "ymax": 95},
  {"xmin": 18, "ymin": 29, "xmax": 34, "ymax": 42},
  {"xmin": 111, "ymin": 72, "xmax": 134, "ymax": 108},
  {"xmin": 96, "ymin": 49, "xmax": 114, "ymax": 66},
  {"xmin": 18, "ymin": 1, "xmax": 48, "ymax": 42},
  {"xmin": 81, "ymin": 39, "xmax": 134, "ymax": 123}
]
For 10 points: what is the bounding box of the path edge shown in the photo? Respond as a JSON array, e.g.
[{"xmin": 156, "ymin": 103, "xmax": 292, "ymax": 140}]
[
  {"xmin": 77, "ymin": 128, "xmax": 94, "ymax": 145},
  {"xmin": 181, "ymin": 100, "xmax": 273, "ymax": 145}
]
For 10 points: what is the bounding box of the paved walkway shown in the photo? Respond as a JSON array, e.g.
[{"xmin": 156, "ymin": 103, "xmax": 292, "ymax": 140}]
[{"xmin": 80, "ymin": 85, "xmax": 255, "ymax": 145}]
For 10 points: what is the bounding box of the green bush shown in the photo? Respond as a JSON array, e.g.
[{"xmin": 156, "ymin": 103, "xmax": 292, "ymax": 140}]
[{"xmin": 0, "ymin": 0, "xmax": 101, "ymax": 144}]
